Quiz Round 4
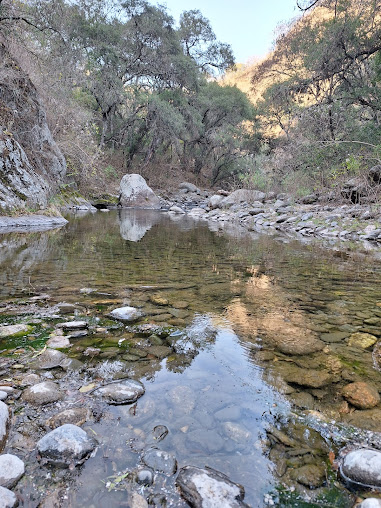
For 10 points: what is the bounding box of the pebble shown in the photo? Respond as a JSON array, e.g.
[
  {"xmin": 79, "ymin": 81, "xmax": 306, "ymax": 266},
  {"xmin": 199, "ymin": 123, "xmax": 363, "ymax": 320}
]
[{"xmin": 21, "ymin": 381, "xmax": 63, "ymax": 405}]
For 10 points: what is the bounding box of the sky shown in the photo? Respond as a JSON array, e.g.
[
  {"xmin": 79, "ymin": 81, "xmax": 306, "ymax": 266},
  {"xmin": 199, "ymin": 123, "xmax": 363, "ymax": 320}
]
[{"xmin": 157, "ymin": 0, "xmax": 300, "ymax": 64}]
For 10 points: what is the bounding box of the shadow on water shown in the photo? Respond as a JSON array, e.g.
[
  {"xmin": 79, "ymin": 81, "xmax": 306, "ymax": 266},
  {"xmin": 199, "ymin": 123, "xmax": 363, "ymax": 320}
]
[{"xmin": 0, "ymin": 210, "xmax": 380, "ymax": 506}]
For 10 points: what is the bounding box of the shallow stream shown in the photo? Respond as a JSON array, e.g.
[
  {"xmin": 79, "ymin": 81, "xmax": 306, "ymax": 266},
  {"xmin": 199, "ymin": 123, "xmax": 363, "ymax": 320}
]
[{"xmin": 1, "ymin": 210, "xmax": 381, "ymax": 507}]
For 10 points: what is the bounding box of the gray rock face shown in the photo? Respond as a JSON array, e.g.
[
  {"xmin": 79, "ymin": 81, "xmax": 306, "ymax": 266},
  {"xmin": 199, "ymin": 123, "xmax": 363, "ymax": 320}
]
[
  {"xmin": 109, "ymin": 306, "xmax": 144, "ymax": 322},
  {"xmin": 341, "ymin": 449, "xmax": 381, "ymax": 488},
  {"xmin": 119, "ymin": 174, "xmax": 161, "ymax": 209},
  {"xmin": 0, "ymin": 454, "xmax": 25, "ymax": 488},
  {"xmin": 92, "ymin": 379, "xmax": 145, "ymax": 405},
  {"xmin": 0, "ymin": 401, "xmax": 10, "ymax": 452},
  {"xmin": 21, "ymin": 381, "xmax": 63, "ymax": 405},
  {"xmin": 142, "ymin": 449, "xmax": 177, "ymax": 475},
  {"xmin": 176, "ymin": 466, "xmax": 248, "ymax": 507},
  {"xmin": 0, "ymin": 44, "xmax": 66, "ymax": 212},
  {"xmin": 37, "ymin": 424, "xmax": 97, "ymax": 467},
  {"xmin": 0, "ymin": 486, "xmax": 18, "ymax": 508}
]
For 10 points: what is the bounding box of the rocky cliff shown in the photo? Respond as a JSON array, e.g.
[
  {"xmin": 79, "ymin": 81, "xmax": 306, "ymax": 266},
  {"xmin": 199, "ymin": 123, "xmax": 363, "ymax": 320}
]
[{"xmin": 0, "ymin": 43, "xmax": 66, "ymax": 212}]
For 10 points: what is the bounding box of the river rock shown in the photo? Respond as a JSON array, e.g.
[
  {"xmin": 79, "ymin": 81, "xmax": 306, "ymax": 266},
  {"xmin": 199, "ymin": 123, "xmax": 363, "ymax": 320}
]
[
  {"xmin": 168, "ymin": 385, "xmax": 195, "ymax": 414},
  {"xmin": 209, "ymin": 195, "xmax": 224, "ymax": 209},
  {"xmin": 119, "ymin": 174, "xmax": 161, "ymax": 209},
  {"xmin": 222, "ymin": 422, "xmax": 251, "ymax": 444},
  {"xmin": 176, "ymin": 466, "xmax": 248, "ymax": 507},
  {"xmin": 179, "ymin": 182, "xmax": 200, "ymax": 194},
  {"xmin": 348, "ymin": 332, "xmax": 378, "ymax": 349},
  {"xmin": 21, "ymin": 381, "xmax": 63, "ymax": 405},
  {"xmin": 0, "ymin": 454, "xmax": 25, "ymax": 488},
  {"xmin": 0, "ymin": 324, "xmax": 32, "ymax": 338},
  {"xmin": 109, "ymin": 306, "xmax": 144, "ymax": 322},
  {"xmin": 187, "ymin": 429, "xmax": 225, "ymax": 453},
  {"xmin": 61, "ymin": 321, "xmax": 88, "ymax": 331},
  {"xmin": 0, "ymin": 486, "xmax": 18, "ymax": 508},
  {"xmin": 28, "ymin": 348, "xmax": 67, "ymax": 369},
  {"xmin": 275, "ymin": 334, "xmax": 325, "ymax": 355},
  {"xmin": 290, "ymin": 464, "xmax": 326, "ymax": 488},
  {"xmin": 37, "ymin": 424, "xmax": 97, "ymax": 467},
  {"xmin": 278, "ymin": 364, "xmax": 332, "ymax": 388},
  {"xmin": 341, "ymin": 448, "xmax": 381, "ymax": 488},
  {"xmin": 152, "ymin": 425, "xmax": 168, "ymax": 442},
  {"xmin": 46, "ymin": 335, "xmax": 71, "ymax": 349},
  {"xmin": 136, "ymin": 468, "xmax": 154, "ymax": 486},
  {"xmin": 92, "ymin": 379, "xmax": 145, "ymax": 404},
  {"xmin": 342, "ymin": 382, "xmax": 380, "ymax": 409},
  {"xmin": 220, "ymin": 189, "xmax": 265, "ymax": 208},
  {"xmin": 359, "ymin": 499, "xmax": 381, "ymax": 508},
  {"xmin": 46, "ymin": 408, "xmax": 91, "ymax": 429},
  {"xmin": 0, "ymin": 402, "xmax": 10, "ymax": 452},
  {"xmin": 142, "ymin": 449, "xmax": 177, "ymax": 474}
]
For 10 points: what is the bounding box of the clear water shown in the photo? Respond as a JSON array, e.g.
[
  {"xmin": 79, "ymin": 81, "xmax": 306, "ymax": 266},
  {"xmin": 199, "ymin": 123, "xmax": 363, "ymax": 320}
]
[{"xmin": 1, "ymin": 210, "xmax": 381, "ymax": 507}]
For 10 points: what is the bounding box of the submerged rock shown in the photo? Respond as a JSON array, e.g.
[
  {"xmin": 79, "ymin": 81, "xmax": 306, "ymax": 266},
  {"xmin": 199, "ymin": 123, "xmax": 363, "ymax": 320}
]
[
  {"xmin": 289, "ymin": 464, "xmax": 326, "ymax": 488},
  {"xmin": 142, "ymin": 449, "xmax": 177, "ymax": 475},
  {"xmin": 0, "ymin": 486, "xmax": 18, "ymax": 508},
  {"xmin": 278, "ymin": 364, "xmax": 332, "ymax": 388},
  {"xmin": 37, "ymin": 424, "xmax": 97, "ymax": 467},
  {"xmin": 92, "ymin": 379, "xmax": 145, "ymax": 405},
  {"xmin": 342, "ymin": 382, "xmax": 380, "ymax": 409},
  {"xmin": 21, "ymin": 381, "xmax": 63, "ymax": 405},
  {"xmin": 176, "ymin": 466, "xmax": 248, "ymax": 507},
  {"xmin": 348, "ymin": 332, "xmax": 378, "ymax": 349},
  {"xmin": 341, "ymin": 448, "xmax": 381, "ymax": 488},
  {"xmin": 109, "ymin": 306, "xmax": 144, "ymax": 322},
  {"xmin": 0, "ymin": 454, "xmax": 25, "ymax": 488}
]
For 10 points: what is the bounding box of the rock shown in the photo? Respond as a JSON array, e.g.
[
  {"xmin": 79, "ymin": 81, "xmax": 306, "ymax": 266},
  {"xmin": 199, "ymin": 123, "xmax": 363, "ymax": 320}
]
[
  {"xmin": 109, "ymin": 306, "xmax": 144, "ymax": 322},
  {"xmin": 152, "ymin": 425, "xmax": 168, "ymax": 442},
  {"xmin": 176, "ymin": 466, "xmax": 248, "ymax": 507},
  {"xmin": 348, "ymin": 332, "xmax": 378, "ymax": 349},
  {"xmin": 169, "ymin": 205, "xmax": 185, "ymax": 214},
  {"xmin": 130, "ymin": 492, "xmax": 148, "ymax": 508},
  {"xmin": 187, "ymin": 429, "xmax": 225, "ymax": 453},
  {"xmin": 142, "ymin": 448, "xmax": 177, "ymax": 474},
  {"xmin": 136, "ymin": 468, "xmax": 154, "ymax": 486},
  {"xmin": 46, "ymin": 408, "xmax": 91, "ymax": 429},
  {"xmin": 290, "ymin": 464, "xmax": 326, "ymax": 488},
  {"xmin": 320, "ymin": 331, "xmax": 348, "ymax": 343},
  {"xmin": 215, "ymin": 406, "xmax": 241, "ymax": 421},
  {"xmin": 46, "ymin": 335, "xmax": 71, "ymax": 349},
  {"xmin": 20, "ymin": 373, "xmax": 40, "ymax": 386},
  {"xmin": 369, "ymin": 165, "xmax": 381, "ymax": 184},
  {"xmin": 222, "ymin": 422, "xmax": 251, "ymax": 444},
  {"xmin": 341, "ymin": 448, "xmax": 381, "ymax": 488},
  {"xmin": 0, "ymin": 402, "xmax": 10, "ymax": 451},
  {"xmin": 300, "ymin": 194, "xmax": 318, "ymax": 204},
  {"xmin": 342, "ymin": 382, "xmax": 380, "ymax": 409},
  {"xmin": 359, "ymin": 499, "xmax": 381, "ymax": 508},
  {"xmin": 289, "ymin": 392, "xmax": 315, "ymax": 409},
  {"xmin": 168, "ymin": 385, "xmax": 195, "ymax": 414},
  {"xmin": 179, "ymin": 182, "xmax": 200, "ymax": 194},
  {"xmin": 0, "ymin": 324, "xmax": 32, "ymax": 338},
  {"xmin": 119, "ymin": 174, "xmax": 161, "ymax": 209},
  {"xmin": 0, "ymin": 486, "xmax": 18, "ymax": 508},
  {"xmin": 28, "ymin": 349, "xmax": 67, "ymax": 369},
  {"xmin": 0, "ymin": 392, "xmax": 7, "ymax": 401},
  {"xmin": 220, "ymin": 189, "xmax": 265, "ymax": 208},
  {"xmin": 37, "ymin": 424, "xmax": 97, "ymax": 467},
  {"xmin": 59, "ymin": 358, "xmax": 84, "ymax": 371},
  {"xmin": 0, "ymin": 454, "xmax": 25, "ymax": 488},
  {"xmin": 149, "ymin": 294, "xmax": 169, "ymax": 306},
  {"xmin": 278, "ymin": 364, "xmax": 332, "ymax": 388},
  {"xmin": 342, "ymin": 408, "xmax": 381, "ymax": 432},
  {"xmin": 92, "ymin": 379, "xmax": 145, "ymax": 405},
  {"xmin": 21, "ymin": 381, "xmax": 63, "ymax": 405},
  {"xmin": 209, "ymin": 195, "xmax": 224, "ymax": 209},
  {"xmin": 275, "ymin": 334, "xmax": 325, "ymax": 355},
  {"xmin": 61, "ymin": 321, "xmax": 88, "ymax": 331}
]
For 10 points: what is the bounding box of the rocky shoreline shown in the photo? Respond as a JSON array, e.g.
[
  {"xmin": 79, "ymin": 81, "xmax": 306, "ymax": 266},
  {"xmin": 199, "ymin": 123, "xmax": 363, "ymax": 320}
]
[{"xmin": 160, "ymin": 183, "xmax": 381, "ymax": 253}]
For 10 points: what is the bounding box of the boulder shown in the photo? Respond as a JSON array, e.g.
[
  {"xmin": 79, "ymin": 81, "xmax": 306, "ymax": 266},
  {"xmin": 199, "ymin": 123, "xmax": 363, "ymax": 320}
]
[
  {"xmin": 369, "ymin": 165, "xmax": 381, "ymax": 185},
  {"xmin": 92, "ymin": 379, "xmax": 145, "ymax": 405},
  {"xmin": 0, "ymin": 454, "xmax": 25, "ymax": 488},
  {"xmin": 341, "ymin": 448, "xmax": 381, "ymax": 488},
  {"xmin": 119, "ymin": 174, "xmax": 160, "ymax": 209},
  {"xmin": 342, "ymin": 382, "xmax": 380, "ymax": 409},
  {"xmin": 176, "ymin": 466, "xmax": 248, "ymax": 507},
  {"xmin": 37, "ymin": 424, "xmax": 97, "ymax": 467},
  {"xmin": 220, "ymin": 189, "xmax": 265, "ymax": 208},
  {"xmin": 209, "ymin": 194, "xmax": 224, "ymax": 209}
]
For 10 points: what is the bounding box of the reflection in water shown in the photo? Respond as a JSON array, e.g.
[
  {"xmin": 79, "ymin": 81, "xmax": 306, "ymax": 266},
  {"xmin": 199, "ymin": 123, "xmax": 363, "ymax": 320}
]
[
  {"xmin": 118, "ymin": 209, "xmax": 160, "ymax": 242},
  {"xmin": 0, "ymin": 211, "xmax": 380, "ymax": 506}
]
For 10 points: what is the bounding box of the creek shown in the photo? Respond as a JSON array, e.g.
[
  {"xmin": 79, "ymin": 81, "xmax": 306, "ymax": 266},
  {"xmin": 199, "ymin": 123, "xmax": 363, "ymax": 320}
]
[{"xmin": 0, "ymin": 210, "xmax": 381, "ymax": 507}]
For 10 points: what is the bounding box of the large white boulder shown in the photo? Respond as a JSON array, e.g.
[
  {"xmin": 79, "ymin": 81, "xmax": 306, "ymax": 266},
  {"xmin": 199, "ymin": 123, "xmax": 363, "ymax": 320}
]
[{"xmin": 119, "ymin": 174, "xmax": 161, "ymax": 209}]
